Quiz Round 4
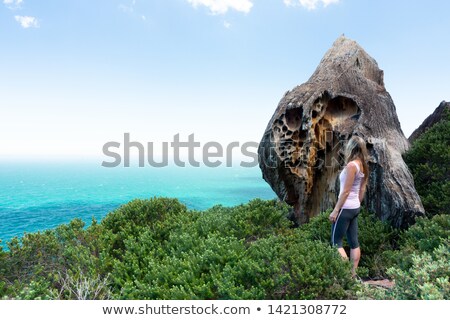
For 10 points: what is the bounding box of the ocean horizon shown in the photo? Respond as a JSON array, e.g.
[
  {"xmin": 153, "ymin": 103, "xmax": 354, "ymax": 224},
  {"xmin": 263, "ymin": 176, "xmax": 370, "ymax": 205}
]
[{"xmin": 0, "ymin": 160, "xmax": 277, "ymax": 245}]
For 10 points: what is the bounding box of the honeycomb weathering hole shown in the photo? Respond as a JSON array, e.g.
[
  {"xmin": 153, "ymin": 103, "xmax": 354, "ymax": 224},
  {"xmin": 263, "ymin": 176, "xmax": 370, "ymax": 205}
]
[
  {"xmin": 285, "ymin": 107, "xmax": 303, "ymax": 130},
  {"xmin": 323, "ymin": 96, "xmax": 361, "ymax": 126},
  {"xmin": 272, "ymin": 95, "xmax": 360, "ymax": 175}
]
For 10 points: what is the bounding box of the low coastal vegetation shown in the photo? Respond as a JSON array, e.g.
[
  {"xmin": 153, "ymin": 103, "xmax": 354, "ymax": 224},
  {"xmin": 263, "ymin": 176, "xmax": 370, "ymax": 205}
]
[
  {"xmin": 404, "ymin": 108, "xmax": 450, "ymax": 216},
  {"xmin": 0, "ymin": 109, "xmax": 448, "ymax": 300},
  {"xmin": 0, "ymin": 197, "xmax": 448, "ymax": 300}
]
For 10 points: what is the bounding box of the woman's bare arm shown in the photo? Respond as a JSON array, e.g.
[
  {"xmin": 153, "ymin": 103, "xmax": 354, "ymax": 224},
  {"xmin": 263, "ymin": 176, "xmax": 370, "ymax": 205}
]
[{"xmin": 359, "ymin": 177, "xmax": 368, "ymax": 202}]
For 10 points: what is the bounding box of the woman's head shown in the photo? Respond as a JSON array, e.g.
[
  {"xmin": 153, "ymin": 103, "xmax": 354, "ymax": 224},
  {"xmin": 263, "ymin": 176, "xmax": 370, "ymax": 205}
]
[{"xmin": 344, "ymin": 136, "xmax": 369, "ymax": 177}]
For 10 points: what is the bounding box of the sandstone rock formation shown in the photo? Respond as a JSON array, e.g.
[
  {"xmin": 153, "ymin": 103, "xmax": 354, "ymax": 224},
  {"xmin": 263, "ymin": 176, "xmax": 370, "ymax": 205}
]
[
  {"xmin": 408, "ymin": 101, "xmax": 450, "ymax": 143},
  {"xmin": 258, "ymin": 36, "xmax": 424, "ymax": 228}
]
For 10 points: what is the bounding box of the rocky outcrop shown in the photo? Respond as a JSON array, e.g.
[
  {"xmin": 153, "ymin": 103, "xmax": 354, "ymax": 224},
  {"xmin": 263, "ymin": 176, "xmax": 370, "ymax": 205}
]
[
  {"xmin": 408, "ymin": 101, "xmax": 450, "ymax": 143},
  {"xmin": 258, "ymin": 36, "xmax": 424, "ymax": 228}
]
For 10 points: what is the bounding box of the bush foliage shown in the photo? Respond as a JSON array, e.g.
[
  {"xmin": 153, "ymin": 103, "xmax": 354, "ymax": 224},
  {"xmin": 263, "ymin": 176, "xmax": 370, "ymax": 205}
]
[
  {"xmin": 357, "ymin": 214, "xmax": 449, "ymax": 300},
  {"xmin": 0, "ymin": 198, "xmax": 358, "ymax": 300},
  {"xmin": 404, "ymin": 108, "xmax": 450, "ymax": 216},
  {"xmin": 358, "ymin": 240, "xmax": 450, "ymax": 300},
  {"xmin": 1, "ymin": 197, "xmax": 448, "ymax": 300}
]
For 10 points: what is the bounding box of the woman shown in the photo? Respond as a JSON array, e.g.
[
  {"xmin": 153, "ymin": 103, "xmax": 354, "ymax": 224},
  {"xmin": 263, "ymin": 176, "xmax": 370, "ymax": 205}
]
[{"xmin": 329, "ymin": 135, "xmax": 369, "ymax": 277}]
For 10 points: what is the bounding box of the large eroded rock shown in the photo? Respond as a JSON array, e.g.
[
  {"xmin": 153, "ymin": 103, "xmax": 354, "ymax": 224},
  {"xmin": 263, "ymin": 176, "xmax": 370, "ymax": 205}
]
[{"xmin": 258, "ymin": 36, "xmax": 424, "ymax": 228}]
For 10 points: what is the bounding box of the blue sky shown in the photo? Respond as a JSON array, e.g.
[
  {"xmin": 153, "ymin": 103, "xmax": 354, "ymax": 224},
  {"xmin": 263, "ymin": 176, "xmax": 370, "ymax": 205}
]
[{"xmin": 1, "ymin": 0, "xmax": 449, "ymax": 158}]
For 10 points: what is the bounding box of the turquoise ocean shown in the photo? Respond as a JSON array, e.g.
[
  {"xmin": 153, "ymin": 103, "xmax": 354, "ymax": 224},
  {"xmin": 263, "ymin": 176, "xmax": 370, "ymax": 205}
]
[{"xmin": 0, "ymin": 161, "xmax": 277, "ymax": 244}]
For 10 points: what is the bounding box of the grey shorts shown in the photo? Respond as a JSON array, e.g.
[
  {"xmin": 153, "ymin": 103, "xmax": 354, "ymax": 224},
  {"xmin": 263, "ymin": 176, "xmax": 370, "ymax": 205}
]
[{"xmin": 331, "ymin": 207, "xmax": 360, "ymax": 249}]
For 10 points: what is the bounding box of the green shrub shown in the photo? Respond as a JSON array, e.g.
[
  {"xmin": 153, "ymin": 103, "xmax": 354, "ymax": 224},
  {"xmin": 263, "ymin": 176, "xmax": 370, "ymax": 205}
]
[
  {"xmin": 195, "ymin": 198, "xmax": 292, "ymax": 241},
  {"xmin": 100, "ymin": 197, "xmax": 191, "ymax": 257},
  {"xmin": 296, "ymin": 210, "xmax": 331, "ymax": 243},
  {"xmin": 404, "ymin": 108, "xmax": 450, "ymax": 216},
  {"xmin": 104, "ymin": 198, "xmax": 353, "ymax": 299},
  {"xmin": 3, "ymin": 196, "xmax": 446, "ymax": 300},
  {"xmin": 215, "ymin": 234, "xmax": 356, "ymax": 299},
  {"xmin": 110, "ymin": 232, "xmax": 246, "ymax": 299},
  {"xmin": 13, "ymin": 278, "xmax": 55, "ymax": 300},
  {"xmin": 387, "ymin": 214, "xmax": 450, "ymax": 271},
  {"xmin": 387, "ymin": 241, "xmax": 450, "ymax": 299},
  {"xmin": 400, "ymin": 214, "xmax": 450, "ymax": 253},
  {"xmin": 357, "ymin": 211, "xmax": 399, "ymax": 278},
  {"xmin": 0, "ymin": 218, "xmax": 107, "ymax": 299},
  {"xmin": 358, "ymin": 240, "xmax": 450, "ymax": 300}
]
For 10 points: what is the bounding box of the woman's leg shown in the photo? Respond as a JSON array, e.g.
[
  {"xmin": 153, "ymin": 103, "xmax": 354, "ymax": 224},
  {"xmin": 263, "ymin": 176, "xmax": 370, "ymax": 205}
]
[
  {"xmin": 331, "ymin": 209, "xmax": 350, "ymax": 259},
  {"xmin": 350, "ymin": 247, "xmax": 361, "ymax": 276},
  {"xmin": 337, "ymin": 247, "xmax": 348, "ymax": 260},
  {"xmin": 346, "ymin": 209, "xmax": 360, "ymax": 276}
]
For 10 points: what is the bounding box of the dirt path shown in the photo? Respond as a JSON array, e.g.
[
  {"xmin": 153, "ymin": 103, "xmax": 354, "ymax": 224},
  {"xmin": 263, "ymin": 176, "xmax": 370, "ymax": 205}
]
[{"xmin": 363, "ymin": 279, "xmax": 395, "ymax": 289}]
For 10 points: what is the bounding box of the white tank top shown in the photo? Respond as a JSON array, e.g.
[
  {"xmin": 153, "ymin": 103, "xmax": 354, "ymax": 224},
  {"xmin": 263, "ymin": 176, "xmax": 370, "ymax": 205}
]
[{"xmin": 339, "ymin": 160, "xmax": 365, "ymax": 209}]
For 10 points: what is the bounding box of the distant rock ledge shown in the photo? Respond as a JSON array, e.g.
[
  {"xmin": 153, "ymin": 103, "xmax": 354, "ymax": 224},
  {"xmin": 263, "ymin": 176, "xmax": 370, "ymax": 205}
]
[{"xmin": 408, "ymin": 101, "xmax": 450, "ymax": 143}]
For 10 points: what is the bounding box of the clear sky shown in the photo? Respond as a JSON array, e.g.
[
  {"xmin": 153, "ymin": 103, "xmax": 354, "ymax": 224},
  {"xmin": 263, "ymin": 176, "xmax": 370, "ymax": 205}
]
[{"xmin": 1, "ymin": 0, "xmax": 449, "ymax": 159}]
